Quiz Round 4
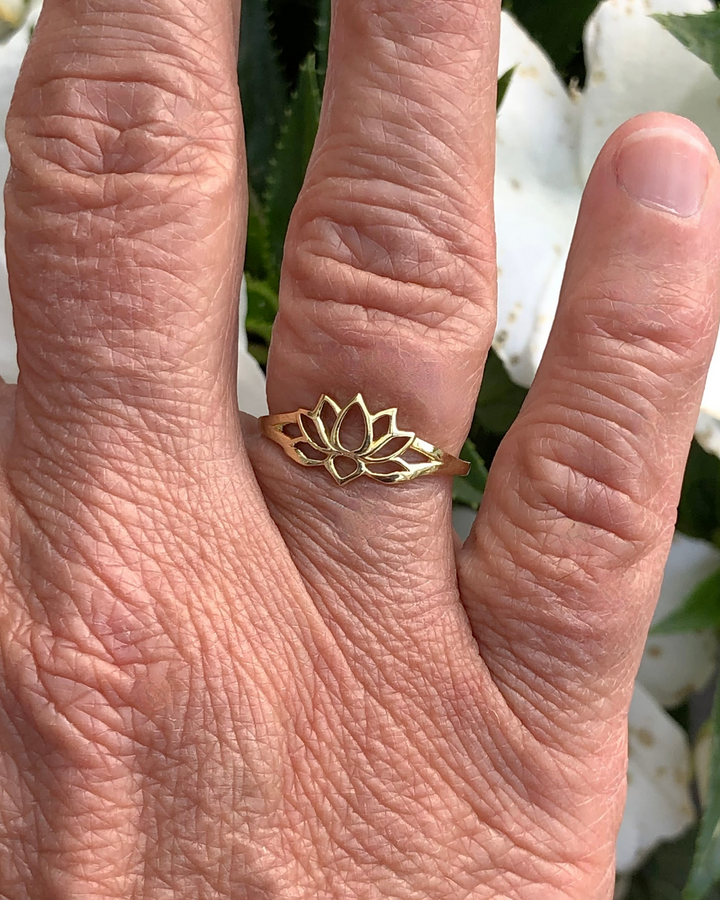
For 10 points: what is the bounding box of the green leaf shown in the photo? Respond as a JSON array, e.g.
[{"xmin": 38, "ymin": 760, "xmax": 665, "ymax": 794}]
[
  {"xmin": 625, "ymin": 828, "xmax": 707, "ymax": 900},
  {"xmin": 249, "ymin": 341, "xmax": 269, "ymax": 367},
  {"xmin": 245, "ymin": 189, "xmax": 276, "ymax": 285},
  {"xmin": 463, "ymin": 439, "xmax": 488, "ymax": 495},
  {"xmin": 474, "ymin": 350, "xmax": 528, "ymax": 436},
  {"xmin": 678, "ymin": 443, "xmax": 720, "ymax": 545},
  {"xmin": 497, "ymin": 67, "xmax": 515, "ymax": 110},
  {"xmin": 266, "ymin": 0, "xmax": 319, "ymax": 84},
  {"xmin": 453, "ymin": 439, "xmax": 489, "ymax": 510},
  {"xmin": 452, "ymin": 479, "xmax": 482, "ymax": 511},
  {"xmin": 684, "ymin": 673, "xmax": 720, "ymax": 899},
  {"xmin": 503, "ymin": 0, "xmax": 600, "ymax": 72},
  {"xmin": 264, "ymin": 53, "xmax": 321, "ymax": 271},
  {"xmin": 651, "ymin": 567, "xmax": 720, "ymax": 635},
  {"xmin": 245, "ymin": 275, "xmax": 279, "ymax": 344},
  {"xmin": 315, "ymin": 0, "xmax": 331, "ymax": 86},
  {"xmin": 238, "ymin": 0, "xmax": 289, "ymax": 197},
  {"xmin": 654, "ymin": 10, "xmax": 720, "ymax": 80}
]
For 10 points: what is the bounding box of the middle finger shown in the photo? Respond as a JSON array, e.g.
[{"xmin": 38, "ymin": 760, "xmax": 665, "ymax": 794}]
[{"xmin": 252, "ymin": 0, "xmax": 501, "ymax": 650}]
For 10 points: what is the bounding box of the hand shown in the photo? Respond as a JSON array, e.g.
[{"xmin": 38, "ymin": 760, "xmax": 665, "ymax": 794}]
[{"xmin": 0, "ymin": 0, "xmax": 718, "ymax": 896}]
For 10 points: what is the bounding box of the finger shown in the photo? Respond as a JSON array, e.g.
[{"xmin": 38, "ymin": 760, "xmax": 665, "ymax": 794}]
[
  {"xmin": 4, "ymin": 0, "xmax": 244, "ymax": 451},
  {"xmin": 251, "ymin": 0, "xmax": 501, "ymax": 640},
  {"xmin": 459, "ymin": 113, "xmax": 720, "ymax": 734}
]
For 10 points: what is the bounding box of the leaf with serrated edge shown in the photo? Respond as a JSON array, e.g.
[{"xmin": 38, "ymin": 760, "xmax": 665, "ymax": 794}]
[
  {"xmin": 683, "ymin": 672, "xmax": 720, "ymax": 899},
  {"xmin": 654, "ymin": 10, "xmax": 720, "ymax": 80},
  {"xmin": 265, "ymin": 54, "xmax": 321, "ymax": 271},
  {"xmin": 238, "ymin": 0, "xmax": 288, "ymax": 196}
]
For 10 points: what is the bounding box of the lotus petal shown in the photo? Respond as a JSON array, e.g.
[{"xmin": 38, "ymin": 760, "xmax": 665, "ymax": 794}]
[
  {"xmin": 616, "ymin": 682, "xmax": 695, "ymax": 873},
  {"xmin": 332, "ymin": 394, "xmax": 373, "ymax": 455},
  {"xmin": 291, "ymin": 444, "xmax": 327, "ymax": 467},
  {"xmin": 363, "ymin": 459, "xmax": 407, "ymax": 480},
  {"xmin": 325, "ymin": 455, "xmax": 363, "ymax": 486},
  {"xmin": 298, "ymin": 410, "xmax": 331, "ymax": 453},
  {"xmin": 365, "ymin": 432, "xmax": 415, "ymax": 462}
]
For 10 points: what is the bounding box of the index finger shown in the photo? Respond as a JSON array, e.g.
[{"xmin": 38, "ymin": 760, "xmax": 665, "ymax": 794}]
[{"xmin": 4, "ymin": 0, "xmax": 246, "ymax": 475}]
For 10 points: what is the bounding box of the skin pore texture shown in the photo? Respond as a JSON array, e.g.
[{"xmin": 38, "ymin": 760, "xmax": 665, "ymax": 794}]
[{"xmin": 0, "ymin": 0, "xmax": 719, "ymax": 897}]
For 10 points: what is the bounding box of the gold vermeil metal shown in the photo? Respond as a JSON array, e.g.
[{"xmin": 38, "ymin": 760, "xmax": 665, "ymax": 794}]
[{"xmin": 260, "ymin": 393, "xmax": 471, "ymax": 486}]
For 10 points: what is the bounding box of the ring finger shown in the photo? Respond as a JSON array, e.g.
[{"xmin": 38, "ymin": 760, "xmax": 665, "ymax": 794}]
[{"xmin": 250, "ymin": 0, "xmax": 501, "ymax": 655}]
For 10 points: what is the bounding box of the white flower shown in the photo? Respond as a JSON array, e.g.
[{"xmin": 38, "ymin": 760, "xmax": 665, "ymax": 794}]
[
  {"xmin": 0, "ymin": 15, "xmax": 34, "ymax": 383},
  {"xmin": 639, "ymin": 533, "xmax": 719, "ymax": 709},
  {"xmin": 495, "ymin": 0, "xmax": 720, "ymax": 456},
  {"xmin": 454, "ymin": 509, "xmax": 719, "ymax": 872},
  {"xmin": 0, "ymin": 11, "xmax": 268, "ymax": 417},
  {"xmin": 619, "ymin": 533, "xmax": 719, "ymax": 871},
  {"xmin": 0, "ymin": 0, "xmax": 29, "ymax": 35},
  {"xmin": 693, "ymin": 718, "xmax": 713, "ymax": 809},
  {"xmin": 617, "ymin": 681, "xmax": 697, "ymax": 872},
  {"xmin": 237, "ymin": 278, "xmax": 269, "ymax": 416}
]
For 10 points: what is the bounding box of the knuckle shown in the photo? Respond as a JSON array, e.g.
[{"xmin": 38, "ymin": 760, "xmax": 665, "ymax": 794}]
[
  {"xmin": 570, "ymin": 279, "xmax": 717, "ymax": 387},
  {"xmin": 283, "ymin": 175, "xmax": 497, "ymax": 349},
  {"xmin": 3, "ymin": 40, "xmax": 241, "ymax": 385},
  {"xmin": 492, "ymin": 413, "xmax": 654, "ymax": 571},
  {"xmin": 514, "ymin": 412, "xmax": 664, "ymax": 553},
  {"xmin": 521, "ymin": 437, "xmax": 653, "ymax": 552},
  {"xmin": 6, "ymin": 26, "xmax": 240, "ymax": 193},
  {"xmin": 359, "ymin": 0, "xmax": 484, "ymax": 38},
  {"xmin": 488, "ymin": 417, "xmax": 669, "ymax": 662},
  {"xmin": 6, "ymin": 78, "xmax": 238, "ymax": 193}
]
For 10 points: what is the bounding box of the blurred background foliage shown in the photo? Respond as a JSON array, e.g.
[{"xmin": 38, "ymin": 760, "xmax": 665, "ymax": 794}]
[{"xmin": 237, "ymin": 2, "xmax": 720, "ymax": 896}]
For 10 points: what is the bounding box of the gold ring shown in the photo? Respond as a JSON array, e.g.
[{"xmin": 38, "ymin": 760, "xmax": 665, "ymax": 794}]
[{"xmin": 259, "ymin": 393, "xmax": 470, "ymax": 486}]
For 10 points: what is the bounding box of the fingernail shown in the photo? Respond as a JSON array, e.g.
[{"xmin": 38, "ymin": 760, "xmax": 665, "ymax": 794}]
[{"xmin": 616, "ymin": 129, "xmax": 710, "ymax": 218}]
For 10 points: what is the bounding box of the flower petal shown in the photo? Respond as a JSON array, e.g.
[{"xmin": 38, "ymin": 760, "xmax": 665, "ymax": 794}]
[
  {"xmin": 297, "ymin": 412, "xmax": 330, "ymax": 452},
  {"xmin": 291, "ymin": 443, "xmax": 328, "ymax": 467},
  {"xmin": 324, "ymin": 455, "xmax": 363, "ymax": 486},
  {"xmin": 453, "ymin": 506, "xmax": 476, "ymax": 541},
  {"xmin": 580, "ymin": 0, "xmax": 718, "ymax": 182},
  {"xmin": 0, "ymin": 15, "xmax": 37, "ymax": 383},
  {"xmin": 637, "ymin": 533, "xmax": 719, "ymax": 708},
  {"xmin": 616, "ymin": 682, "xmax": 696, "ymax": 873},
  {"xmin": 497, "ymin": 11, "xmax": 581, "ymax": 189},
  {"xmin": 237, "ymin": 277, "xmax": 268, "ymax": 417},
  {"xmin": 695, "ymin": 411, "xmax": 720, "ymax": 457},
  {"xmin": 702, "ymin": 343, "xmax": 720, "ymax": 421},
  {"xmin": 694, "ymin": 719, "xmax": 713, "ymax": 809},
  {"xmin": 494, "ymin": 12, "xmax": 583, "ymax": 386},
  {"xmin": 363, "ymin": 459, "xmax": 407, "ymax": 480},
  {"xmin": 365, "ymin": 432, "xmax": 414, "ymax": 462},
  {"xmin": 331, "ymin": 394, "xmax": 373, "ymax": 455}
]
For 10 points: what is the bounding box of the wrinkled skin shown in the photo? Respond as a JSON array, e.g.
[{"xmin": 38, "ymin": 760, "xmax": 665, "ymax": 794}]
[{"xmin": 0, "ymin": 0, "xmax": 719, "ymax": 896}]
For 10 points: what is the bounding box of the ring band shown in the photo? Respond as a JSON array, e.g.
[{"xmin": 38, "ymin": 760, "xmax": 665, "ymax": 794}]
[{"xmin": 259, "ymin": 393, "xmax": 470, "ymax": 486}]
